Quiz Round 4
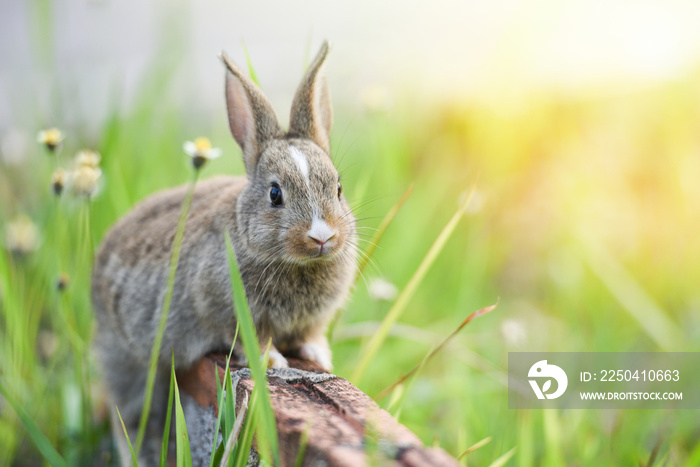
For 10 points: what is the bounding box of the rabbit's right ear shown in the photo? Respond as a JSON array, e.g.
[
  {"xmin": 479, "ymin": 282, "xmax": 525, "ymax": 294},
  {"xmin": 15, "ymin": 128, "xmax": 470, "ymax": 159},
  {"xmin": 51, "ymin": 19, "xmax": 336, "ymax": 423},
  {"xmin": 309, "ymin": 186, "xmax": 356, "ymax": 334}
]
[{"xmin": 221, "ymin": 52, "xmax": 282, "ymax": 172}]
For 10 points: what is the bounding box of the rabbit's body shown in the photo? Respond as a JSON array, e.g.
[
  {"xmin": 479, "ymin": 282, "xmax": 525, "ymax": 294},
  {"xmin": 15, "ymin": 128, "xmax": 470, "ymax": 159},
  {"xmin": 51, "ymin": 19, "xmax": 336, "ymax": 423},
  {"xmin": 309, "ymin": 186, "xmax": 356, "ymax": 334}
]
[
  {"xmin": 92, "ymin": 42, "xmax": 357, "ymax": 466},
  {"xmin": 93, "ymin": 172, "xmax": 355, "ymax": 367},
  {"xmin": 93, "ymin": 177, "xmax": 243, "ymax": 370}
]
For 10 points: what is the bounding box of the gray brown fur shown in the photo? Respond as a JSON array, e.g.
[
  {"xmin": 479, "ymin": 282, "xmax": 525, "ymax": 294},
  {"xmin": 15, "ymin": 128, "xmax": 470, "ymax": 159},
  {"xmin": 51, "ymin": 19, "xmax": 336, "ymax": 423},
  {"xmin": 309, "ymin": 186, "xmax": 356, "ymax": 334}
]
[{"xmin": 91, "ymin": 41, "xmax": 357, "ymax": 466}]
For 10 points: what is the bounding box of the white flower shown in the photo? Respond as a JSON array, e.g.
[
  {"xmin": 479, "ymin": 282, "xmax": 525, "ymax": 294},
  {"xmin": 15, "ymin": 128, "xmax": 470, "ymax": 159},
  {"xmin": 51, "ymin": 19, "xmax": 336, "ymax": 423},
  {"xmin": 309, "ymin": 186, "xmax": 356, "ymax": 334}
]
[
  {"xmin": 71, "ymin": 165, "xmax": 102, "ymax": 197},
  {"xmin": 368, "ymin": 277, "xmax": 398, "ymax": 301},
  {"xmin": 37, "ymin": 128, "xmax": 64, "ymax": 152},
  {"xmin": 4, "ymin": 215, "xmax": 39, "ymax": 254},
  {"xmin": 183, "ymin": 137, "xmax": 221, "ymax": 169},
  {"xmin": 500, "ymin": 319, "xmax": 527, "ymax": 346},
  {"xmin": 74, "ymin": 149, "xmax": 101, "ymax": 168}
]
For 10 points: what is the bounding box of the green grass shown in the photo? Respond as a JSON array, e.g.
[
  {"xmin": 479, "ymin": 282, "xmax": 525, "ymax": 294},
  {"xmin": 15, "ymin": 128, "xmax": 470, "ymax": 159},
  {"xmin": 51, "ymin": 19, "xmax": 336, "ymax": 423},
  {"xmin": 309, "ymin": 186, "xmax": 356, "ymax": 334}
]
[
  {"xmin": 160, "ymin": 357, "xmax": 176, "ymax": 467},
  {"xmin": 2, "ymin": 36, "xmax": 700, "ymax": 467},
  {"xmin": 173, "ymin": 365, "xmax": 193, "ymax": 467},
  {"xmin": 352, "ymin": 177, "xmax": 478, "ymax": 383},
  {"xmin": 116, "ymin": 407, "xmax": 139, "ymax": 467},
  {"xmin": 224, "ymin": 231, "xmax": 280, "ymax": 465},
  {"xmin": 135, "ymin": 169, "xmax": 199, "ymax": 456},
  {"xmin": 0, "ymin": 379, "xmax": 68, "ymax": 467}
]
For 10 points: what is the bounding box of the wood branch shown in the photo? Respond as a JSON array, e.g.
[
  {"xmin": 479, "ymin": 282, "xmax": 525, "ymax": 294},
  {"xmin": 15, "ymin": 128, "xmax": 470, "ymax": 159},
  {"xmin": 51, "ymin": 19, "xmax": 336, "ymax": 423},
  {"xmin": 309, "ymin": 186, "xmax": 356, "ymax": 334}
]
[{"xmin": 176, "ymin": 354, "xmax": 460, "ymax": 466}]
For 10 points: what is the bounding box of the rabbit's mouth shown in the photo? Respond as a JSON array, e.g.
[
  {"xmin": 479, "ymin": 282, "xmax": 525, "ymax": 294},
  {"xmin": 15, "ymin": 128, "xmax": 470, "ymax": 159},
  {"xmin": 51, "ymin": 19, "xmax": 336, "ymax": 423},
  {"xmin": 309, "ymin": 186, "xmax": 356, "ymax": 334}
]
[
  {"xmin": 283, "ymin": 220, "xmax": 345, "ymax": 262},
  {"xmin": 313, "ymin": 244, "xmax": 337, "ymax": 260},
  {"xmin": 281, "ymin": 240, "xmax": 346, "ymax": 266},
  {"xmin": 286, "ymin": 246, "xmax": 342, "ymax": 264}
]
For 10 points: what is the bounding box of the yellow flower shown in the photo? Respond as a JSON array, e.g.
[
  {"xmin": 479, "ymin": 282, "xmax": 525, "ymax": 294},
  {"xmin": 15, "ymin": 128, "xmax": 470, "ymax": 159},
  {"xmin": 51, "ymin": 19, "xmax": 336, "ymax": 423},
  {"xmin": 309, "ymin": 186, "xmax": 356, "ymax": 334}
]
[
  {"xmin": 51, "ymin": 167, "xmax": 67, "ymax": 196},
  {"xmin": 71, "ymin": 165, "xmax": 102, "ymax": 197},
  {"xmin": 183, "ymin": 137, "xmax": 221, "ymax": 169},
  {"xmin": 4, "ymin": 215, "xmax": 39, "ymax": 254},
  {"xmin": 37, "ymin": 128, "xmax": 64, "ymax": 152},
  {"xmin": 74, "ymin": 149, "xmax": 101, "ymax": 168}
]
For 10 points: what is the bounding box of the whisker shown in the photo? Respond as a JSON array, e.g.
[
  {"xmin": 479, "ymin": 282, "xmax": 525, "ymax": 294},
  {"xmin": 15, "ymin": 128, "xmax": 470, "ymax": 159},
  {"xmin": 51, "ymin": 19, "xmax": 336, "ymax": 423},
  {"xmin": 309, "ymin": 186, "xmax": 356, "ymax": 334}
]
[{"xmin": 252, "ymin": 246, "xmax": 287, "ymax": 293}]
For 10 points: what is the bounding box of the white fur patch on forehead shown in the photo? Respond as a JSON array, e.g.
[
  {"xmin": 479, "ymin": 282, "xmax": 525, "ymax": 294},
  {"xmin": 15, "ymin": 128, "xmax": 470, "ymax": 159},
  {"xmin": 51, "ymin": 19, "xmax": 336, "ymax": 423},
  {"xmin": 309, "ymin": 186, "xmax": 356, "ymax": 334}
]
[{"xmin": 288, "ymin": 146, "xmax": 309, "ymax": 182}]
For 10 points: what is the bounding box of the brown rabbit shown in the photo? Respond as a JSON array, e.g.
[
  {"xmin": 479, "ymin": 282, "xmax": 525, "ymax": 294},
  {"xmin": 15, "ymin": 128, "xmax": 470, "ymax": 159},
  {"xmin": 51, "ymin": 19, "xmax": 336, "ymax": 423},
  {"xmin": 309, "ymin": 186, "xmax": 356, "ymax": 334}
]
[{"xmin": 91, "ymin": 41, "xmax": 357, "ymax": 465}]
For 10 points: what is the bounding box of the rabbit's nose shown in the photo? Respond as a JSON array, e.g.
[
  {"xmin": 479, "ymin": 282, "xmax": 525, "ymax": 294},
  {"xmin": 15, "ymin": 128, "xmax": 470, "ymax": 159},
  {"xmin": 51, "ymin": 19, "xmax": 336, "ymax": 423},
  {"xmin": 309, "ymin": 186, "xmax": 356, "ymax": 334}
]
[
  {"xmin": 309, "ymin": 233, "xmax": 335, "ymax": 246},
  {"xmin": 307, "ymin": 218, "xmax": 336, "ymax": 245}
]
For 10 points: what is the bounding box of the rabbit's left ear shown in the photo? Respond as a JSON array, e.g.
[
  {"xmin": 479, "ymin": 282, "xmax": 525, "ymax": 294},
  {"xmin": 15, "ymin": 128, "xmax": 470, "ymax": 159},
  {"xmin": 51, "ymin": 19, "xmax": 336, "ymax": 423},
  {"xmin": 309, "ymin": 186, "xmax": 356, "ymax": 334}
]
[
  {"xmin": 221, "ymin": 51, "xmax": 282, "ymax": 173},
  {"xmin": 289, "ymin": 41, "xmax": 333, "ymax": 154}
]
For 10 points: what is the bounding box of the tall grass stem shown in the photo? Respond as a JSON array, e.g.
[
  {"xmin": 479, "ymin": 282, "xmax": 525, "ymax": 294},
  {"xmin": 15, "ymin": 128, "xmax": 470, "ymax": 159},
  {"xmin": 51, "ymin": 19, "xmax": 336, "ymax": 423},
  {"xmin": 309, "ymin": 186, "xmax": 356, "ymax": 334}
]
[
  {"xmin": 135, "ymin": 170, "xmax": 200, "ymax": 455},
  {"xmin": 220, "ymin": 392, "xmax": 248, "ymax": 467},
  {"xmin": 351, "ymin": 178, "xmax": 478, "ymax": 383},
  {"xmin": 357, "ymin": 184, "xmax": 413, "ymax": 277},
  {"xmin": 376, "ymin": 301, "xmax": 497, "ymax": 401},
  {"xmin": 224, "ymin": 230, "xmax": 280, "ymax": 465}
]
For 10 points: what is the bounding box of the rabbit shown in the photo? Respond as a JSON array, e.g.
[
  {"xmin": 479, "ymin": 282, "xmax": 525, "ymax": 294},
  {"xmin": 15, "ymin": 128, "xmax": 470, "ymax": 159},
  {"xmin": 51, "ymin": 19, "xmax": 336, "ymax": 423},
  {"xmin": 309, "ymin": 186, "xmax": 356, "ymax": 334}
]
[{"xmin": 91, "ymin": 41, "xmax": 357, "ymax": 466}]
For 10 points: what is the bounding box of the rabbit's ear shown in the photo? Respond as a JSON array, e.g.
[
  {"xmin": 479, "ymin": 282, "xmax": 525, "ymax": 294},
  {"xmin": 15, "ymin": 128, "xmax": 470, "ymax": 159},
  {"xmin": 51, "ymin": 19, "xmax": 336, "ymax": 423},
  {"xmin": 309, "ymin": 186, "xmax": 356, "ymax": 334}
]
[
  {"xmin": 221, "ymin": 52, "xmax": 282, "ymax": 172},
  {"xmin": 289, "ymin": 41, "xmax": 333, "ymax": 154}
]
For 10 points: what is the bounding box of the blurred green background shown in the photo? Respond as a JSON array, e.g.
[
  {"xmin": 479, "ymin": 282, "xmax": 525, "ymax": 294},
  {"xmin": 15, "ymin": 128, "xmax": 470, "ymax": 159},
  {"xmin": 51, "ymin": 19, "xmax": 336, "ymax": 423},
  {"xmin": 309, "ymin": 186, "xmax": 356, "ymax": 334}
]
[{"xmin": 2, "ymin": 0, "xmax": 700, "ymax": 465}]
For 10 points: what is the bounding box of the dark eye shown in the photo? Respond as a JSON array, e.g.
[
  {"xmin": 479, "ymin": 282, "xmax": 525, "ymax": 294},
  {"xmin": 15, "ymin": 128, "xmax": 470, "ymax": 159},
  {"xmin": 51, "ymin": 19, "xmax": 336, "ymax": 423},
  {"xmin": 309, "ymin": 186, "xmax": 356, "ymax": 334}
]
[
  {"xmin": 337, "ymin": 182, "xmax": 342, "ymax": 199},
  {"xmin": 270, "ymin": 184, "xmax": 283, "ymax": 206}
]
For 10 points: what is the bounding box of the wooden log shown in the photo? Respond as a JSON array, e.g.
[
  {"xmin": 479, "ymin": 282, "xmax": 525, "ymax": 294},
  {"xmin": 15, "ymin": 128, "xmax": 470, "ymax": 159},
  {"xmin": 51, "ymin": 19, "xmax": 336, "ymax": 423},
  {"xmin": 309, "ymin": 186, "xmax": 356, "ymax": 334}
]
[{"xmin": 177, "ymin": 354, "xmax": 460, "ymax": 466}]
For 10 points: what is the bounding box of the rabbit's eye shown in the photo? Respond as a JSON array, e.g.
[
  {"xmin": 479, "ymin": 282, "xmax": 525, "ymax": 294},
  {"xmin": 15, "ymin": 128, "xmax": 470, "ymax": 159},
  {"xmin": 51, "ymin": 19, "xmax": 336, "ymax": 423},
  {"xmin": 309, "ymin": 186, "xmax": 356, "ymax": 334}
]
[
  {"xmin": 337, "ymin": 182, "xmax": 342, "ymax": 199},
  {"xmin": 269, "ymin": 184, "xmax": 283, "ymax": 207}
]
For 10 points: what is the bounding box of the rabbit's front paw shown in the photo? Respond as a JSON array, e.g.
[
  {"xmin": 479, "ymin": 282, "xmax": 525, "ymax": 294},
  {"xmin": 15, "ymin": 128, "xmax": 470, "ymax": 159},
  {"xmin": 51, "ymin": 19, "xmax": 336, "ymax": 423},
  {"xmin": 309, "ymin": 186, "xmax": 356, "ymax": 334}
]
[
  {"xmin": 299, "ymin": 342, "xmax": 333, "ymax": 372},
  {"xmin": 267, "ymin": 349, "xmax": 289, "ymax": 369}
]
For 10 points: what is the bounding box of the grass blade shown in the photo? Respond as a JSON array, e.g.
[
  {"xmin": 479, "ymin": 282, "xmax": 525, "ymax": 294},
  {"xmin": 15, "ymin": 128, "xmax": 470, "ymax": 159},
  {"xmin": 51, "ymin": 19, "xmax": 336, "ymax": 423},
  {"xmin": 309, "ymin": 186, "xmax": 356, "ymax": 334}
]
[
  {"xmin": 116, "ymin": 407, "xmax": 139, "ymax": 467},
  {"xmin": 209, "ymin": 363, "xmax": 224, "ymax": 467},
  {"xmin": 302, "ymin": 32, "xmax": 313, "ymax": 70},
  {"xmin": 136, "ymin": 171, "xmax": 200, "ymax": 455},
  {"xmin": 241, "ymin": 41, "xmax": 260, "ymax": 86},
  {"xmin": 293, "ymin": 422, "xmax": 311, "ymax": 467},
  {"xmin": 376, "ymin": 300, "xmax": 498, "ymax": 401},
  {"xmin": 220, "ymin": 392, "xmax": 249, "ymax": 467},
  {"xmin": 644, "ymin": 438, "xmax": 663, "ymax": 467},
  {"xmin": 517, "ymin": 411, "xmax": 534, "ymax": 467},
  {"xmin": 488, "ymin": 447, "xmax": 517, "ymax": 467},
  {"xmin": 159, "ymin": 356, "xmax": 176, "ymax": 467},
  {"xmin": 543, "ymin": 409, "xmax": 563, "ymax": 466},
  {"xmin": 351, "ymin": 178, "xmax": 478, "ymax": 383},
  {"xmin": 232, "ymin": 391, "xmax": 258, "ymax": 467},
  {"xmin": 223, "ymin": 354, "xmax": 236, "ymax": 439},
  {"xmin": 457, "ymin": 436, "xmax": 492, "ymax": 460},
  {"xmin": 0, "ymin": 382, "xmax": 69, "ymax": 467},
  {"xmin": 209, "ymin": 326, "xmax": 238, "ymax": 467},
  {"xmin": 224, "ymin": 230, "xmax": 279, "ymax": 465},
  {"xmin": 684, "ymin": 440, "xmax": 700, "ymax": 467},
  {"xmin": 581, "ymin": 238, "xmax": 685, "ymax": 351},
  {"xmin": 357, "ymin": 184, "xmax": 414, "ymax": 276},
  {"xmin": 172, "ymin": 365, "xmax": 193, "ymax": 467}
]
